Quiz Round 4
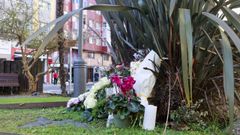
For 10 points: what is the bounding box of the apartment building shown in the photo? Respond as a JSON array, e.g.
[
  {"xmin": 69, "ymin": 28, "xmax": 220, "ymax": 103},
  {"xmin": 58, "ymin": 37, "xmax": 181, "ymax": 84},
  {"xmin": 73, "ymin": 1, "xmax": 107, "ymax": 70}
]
[
  {"xmin": 63, "ymin": 0, "xmax": 112, "ymax": 82},
  {"xmin": 0, "ymin": 0, "xmax": 112, "ymax": 83}
]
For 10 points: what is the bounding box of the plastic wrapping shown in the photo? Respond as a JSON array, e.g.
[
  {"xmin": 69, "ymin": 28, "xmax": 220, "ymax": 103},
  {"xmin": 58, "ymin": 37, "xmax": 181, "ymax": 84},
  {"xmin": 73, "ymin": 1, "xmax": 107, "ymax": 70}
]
[{"xmin": 133, "ymin": 50, "xmax": 161, "ymax": 99}]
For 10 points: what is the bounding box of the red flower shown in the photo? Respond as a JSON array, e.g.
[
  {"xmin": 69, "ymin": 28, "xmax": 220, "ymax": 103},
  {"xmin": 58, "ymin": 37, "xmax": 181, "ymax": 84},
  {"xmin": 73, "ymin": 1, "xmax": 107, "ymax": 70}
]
[
  {"xmin": 110, "ymin": 75, "xmax": 121, "ymax": 86},
  {"xmin": 111, "ymin": 75, "xmax": 136, "ymax": 95},
  {"xmin": 120, "ymin": 76, "xmax": 135, "ymax": 95}
]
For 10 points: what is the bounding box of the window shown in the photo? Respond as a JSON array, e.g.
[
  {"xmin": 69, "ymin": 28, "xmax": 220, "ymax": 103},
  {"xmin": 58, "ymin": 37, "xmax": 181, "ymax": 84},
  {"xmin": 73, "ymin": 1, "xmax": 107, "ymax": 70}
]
[
  {"xmin": 103, "ymin": 22, "xmax": 107, "ymax": 28},
  {"xmin": 103, "ymin": 54, "xmax": 109, "ymax": 61},
  {"xmin": 96, "ymin": 11, "xmax": 101, "ymax": 15},
  {"xmin": 83, "ymin": 1, "xmax": 88, "ymax": 7},
  {"xmin": 72, "ymin": 0, "xmax": 79, "ymax": 3},
  {"xmin": 40, "ymin": 22, "xmax": 46, "ymax": 28},
  {"xmin": 83, "ymin": 15, "xmax": 86, "ymax": 25},
  {"xmin": 96, "ymin": 23, "xmax": 100, "ymax": 29},
  {"xmin": 0, "ymin": 0, "xmax": 5, "ymax": 8},
  {"xmin": 73, "ymin": 29, "xmax": 78, "ymax": 38},
  {"xmin": 96, "ymin": 39, "xmax": 100, "ymax": 46},
  {"xmin": 89, "ymin": 2, "xmax": 93, "ymax": 6},
  {"xmin": 89, "ymin": 20, "xmax": 93, "ymax": 27},
  {"xmin": 103, "ymin": 41, "xmax": 108, "ymax": 46},
  {"xmin": 39, "ymin": 0, "xmax": 50, "ymax": 10},
  {"xmin": 88, "ymin": 52, "xmax": 95, "ymax": 59},
  {"xmin": 89, "ymin": 37, "xmax": 94, "ymax": 44}
]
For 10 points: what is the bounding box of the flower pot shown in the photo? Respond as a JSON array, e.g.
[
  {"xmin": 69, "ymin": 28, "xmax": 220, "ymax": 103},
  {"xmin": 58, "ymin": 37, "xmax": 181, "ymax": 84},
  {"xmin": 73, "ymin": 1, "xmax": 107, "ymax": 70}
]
[{"xmin": 113, "ymin": 115, "xmax": 130, "ymax": 128}]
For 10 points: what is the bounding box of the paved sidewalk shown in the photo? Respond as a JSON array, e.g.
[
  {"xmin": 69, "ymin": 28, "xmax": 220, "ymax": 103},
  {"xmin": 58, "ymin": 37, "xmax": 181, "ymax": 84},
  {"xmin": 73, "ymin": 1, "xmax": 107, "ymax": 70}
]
[{"xmin": 43, "ymin": 82, "xmax": 94, "ymax": 95}]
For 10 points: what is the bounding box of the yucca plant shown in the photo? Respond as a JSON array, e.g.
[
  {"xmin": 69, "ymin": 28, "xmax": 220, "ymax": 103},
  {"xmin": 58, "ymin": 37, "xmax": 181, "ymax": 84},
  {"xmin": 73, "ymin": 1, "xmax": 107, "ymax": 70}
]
[
  {"xmin": 95, "ymin": 0, "xmax": 240, "ymax": 132},
  {"xmin": 21, "ymin": 0, "xmax": 240, "ymax": 133}
]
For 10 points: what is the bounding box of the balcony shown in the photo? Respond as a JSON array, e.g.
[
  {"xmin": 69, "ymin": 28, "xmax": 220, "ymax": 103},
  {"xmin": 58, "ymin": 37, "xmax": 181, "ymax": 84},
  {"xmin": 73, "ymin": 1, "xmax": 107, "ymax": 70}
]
[
  {"xmin": 83, "ymin": 44, "xmax": 107, "ymax": 53},
  {"xmin": 64, "ymin": 40, "xmax": 108, "ymax": 53}
]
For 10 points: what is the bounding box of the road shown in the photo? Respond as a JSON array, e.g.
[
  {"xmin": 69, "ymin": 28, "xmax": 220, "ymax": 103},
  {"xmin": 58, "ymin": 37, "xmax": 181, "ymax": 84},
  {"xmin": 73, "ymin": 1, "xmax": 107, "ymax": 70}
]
[{"xmin": 43, "ymin": 82, "xmax": 94, "ymax": 95}]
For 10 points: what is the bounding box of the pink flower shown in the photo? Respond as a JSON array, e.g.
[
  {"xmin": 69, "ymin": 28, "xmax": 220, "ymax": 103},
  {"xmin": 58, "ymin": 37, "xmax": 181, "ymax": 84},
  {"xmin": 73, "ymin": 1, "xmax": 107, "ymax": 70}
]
[
  {"xmin": 110, "ymin": 75, "xmax": 121, "ymax": 86},
  {"xmin": 111, "ymin": 75, "xmax": 136, "ymax": 95},
  {"xmin": 120, "ymin": 76, "xmax": 135, "ymax": 95}
]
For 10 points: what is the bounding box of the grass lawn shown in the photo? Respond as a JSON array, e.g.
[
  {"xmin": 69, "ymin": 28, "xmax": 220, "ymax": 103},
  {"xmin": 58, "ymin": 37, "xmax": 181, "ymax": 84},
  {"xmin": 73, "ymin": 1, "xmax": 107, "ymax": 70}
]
[
  {"xmin": 0, "ymin": 96, "xmax": 70, "ymax": 104},
  {"xmin": 0, "ymin": 107, "xmax": 224, "ymax": 135}
]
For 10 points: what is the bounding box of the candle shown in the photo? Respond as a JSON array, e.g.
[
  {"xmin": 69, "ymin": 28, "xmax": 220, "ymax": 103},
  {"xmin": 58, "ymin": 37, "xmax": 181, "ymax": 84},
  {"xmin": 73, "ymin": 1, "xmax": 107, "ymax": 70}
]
[{"xmin": 143, "ymin": 105, "xmax": 157, "ymax": 130}]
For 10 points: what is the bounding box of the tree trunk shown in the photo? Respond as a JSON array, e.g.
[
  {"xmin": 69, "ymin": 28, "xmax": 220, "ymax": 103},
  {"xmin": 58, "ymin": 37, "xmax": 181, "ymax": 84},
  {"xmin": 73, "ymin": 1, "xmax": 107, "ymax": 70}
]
[
  {"xmin": 56, "ymin": 0, "xmax": 67, "ymax": 96},
  {"xmin": 25, "ymin": 69, "xmax": 37, "ymax": 93},
  {"xmin": 28, "ymin": 78, "xmax": 37, "ymax": 93}
]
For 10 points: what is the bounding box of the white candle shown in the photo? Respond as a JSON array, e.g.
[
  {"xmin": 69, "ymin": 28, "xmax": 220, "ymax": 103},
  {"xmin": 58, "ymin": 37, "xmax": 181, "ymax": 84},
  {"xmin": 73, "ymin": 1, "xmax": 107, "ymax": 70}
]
[{"xmin": 143, "ymin": 105, "xmax": 157, "ymax": 130}]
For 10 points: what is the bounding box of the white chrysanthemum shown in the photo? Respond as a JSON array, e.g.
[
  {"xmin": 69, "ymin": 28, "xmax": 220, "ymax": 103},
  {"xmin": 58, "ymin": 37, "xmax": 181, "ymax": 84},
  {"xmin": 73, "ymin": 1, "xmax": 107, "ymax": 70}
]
[
  {"xmin": 84, "ymin": 96, "xmax": 97, "ymax": 109},
  {"xmin": 78, "ymin": 91, "xmax": 90, "ymax": 101},
  {"xmin": 91, "ymin": 77, "xmax": 110, "ymax": 93},
  {"xmin": 76, "ymin": 77, "xmax": 110, "ymax": 109}
]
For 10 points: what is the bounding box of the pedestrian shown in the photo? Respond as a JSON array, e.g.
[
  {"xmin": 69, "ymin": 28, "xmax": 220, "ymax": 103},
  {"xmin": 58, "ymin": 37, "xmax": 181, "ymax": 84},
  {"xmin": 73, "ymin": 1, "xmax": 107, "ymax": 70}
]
[{"xmin": 53, "ymin": 71, "xmax": 59, "ymax": 85}]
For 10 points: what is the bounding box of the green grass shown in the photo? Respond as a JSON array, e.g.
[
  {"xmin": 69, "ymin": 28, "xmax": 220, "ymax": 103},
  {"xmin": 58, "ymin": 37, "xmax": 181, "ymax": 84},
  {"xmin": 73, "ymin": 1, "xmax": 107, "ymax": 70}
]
[
  {"xmin": 0, "ymin": 96, "xmax": 70, "ymax": 104},
  {"xmin": 0, "ymin": 107, "xmax": 224, "ymax": 135}
]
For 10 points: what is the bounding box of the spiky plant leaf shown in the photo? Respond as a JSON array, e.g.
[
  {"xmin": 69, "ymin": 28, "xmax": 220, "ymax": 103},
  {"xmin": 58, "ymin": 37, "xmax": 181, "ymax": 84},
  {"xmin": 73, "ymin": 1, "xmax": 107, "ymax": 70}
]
[
  {"xmin": 202, "ymin": 12, "xmax": 240, "ymax": 52},
  {"xmin": 179, "ymin": 8, "xmax": 193, "ymax": 107},
  {"xmin": 221, "ymin": 6, "xmax": 240, "ymax": 32},
  {"xmin": 220, "ymin": 29, "xmax": 235, "ymax": 133}
]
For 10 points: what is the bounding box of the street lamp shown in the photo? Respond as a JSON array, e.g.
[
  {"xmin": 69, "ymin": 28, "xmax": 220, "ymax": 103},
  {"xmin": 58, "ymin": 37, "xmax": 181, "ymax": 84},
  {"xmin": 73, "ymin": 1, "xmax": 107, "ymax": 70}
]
[{"xmin": 73, "ymin": 0, "xmax": 87, "ymax": 97}]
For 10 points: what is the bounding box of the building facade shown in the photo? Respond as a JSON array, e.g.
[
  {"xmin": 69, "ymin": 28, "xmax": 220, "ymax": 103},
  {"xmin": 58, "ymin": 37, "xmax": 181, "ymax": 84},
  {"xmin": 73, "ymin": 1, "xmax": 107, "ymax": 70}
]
[
  {"xmin": 63, "ymin": 0, "xmax": 112, "ymax": 82},
  {"xmin": 0, "ymin": 0, "xmax": 112, "ymax": 83}
]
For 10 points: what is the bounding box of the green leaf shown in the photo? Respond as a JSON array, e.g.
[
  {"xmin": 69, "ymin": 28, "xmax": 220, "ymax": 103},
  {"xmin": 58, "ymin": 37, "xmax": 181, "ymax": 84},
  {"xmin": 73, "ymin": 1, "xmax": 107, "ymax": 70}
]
[
  {"xmin": 108, "ymin": 101, "xmax": 116, "ymax": 110},
  {"xmin": 127, "ymin": 101, "xmax": 139, "ymax": 113},
  {"xmin": 202, "ymin": 12, "xmax": 240, "ymax": 53},
  {"xmin": 221, "ymin": 6, "xmax": 240, "ymax": 33},
  {"xmin": 219, "ymin": 29, "xmax": 235, "ymax": 133},
  {"xmin": 169, "ymin": 0, "xmax": 177, "ymax": 17},
  {"xmin": 179, "ymin": 8, "xmax": 193, "ymax": 107}
]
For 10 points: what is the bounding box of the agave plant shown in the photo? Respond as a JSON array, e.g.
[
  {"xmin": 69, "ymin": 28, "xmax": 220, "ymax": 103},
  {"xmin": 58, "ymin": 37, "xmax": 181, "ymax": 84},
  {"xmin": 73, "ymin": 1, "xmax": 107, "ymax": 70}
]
[
  {"xmin": 21, "ymin": 0, "xmax": 240, "ymax": 132},
  {"xmin": 95, "ymin": 0, "xmax": 240, "ymax": 132}
]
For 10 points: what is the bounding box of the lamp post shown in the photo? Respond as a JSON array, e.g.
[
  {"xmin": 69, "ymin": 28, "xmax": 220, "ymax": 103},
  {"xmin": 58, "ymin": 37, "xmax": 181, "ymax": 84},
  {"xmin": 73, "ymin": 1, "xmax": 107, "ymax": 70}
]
[{"xmin": 73, "ymin": 0, "xmax": 87, "ymax": 97}]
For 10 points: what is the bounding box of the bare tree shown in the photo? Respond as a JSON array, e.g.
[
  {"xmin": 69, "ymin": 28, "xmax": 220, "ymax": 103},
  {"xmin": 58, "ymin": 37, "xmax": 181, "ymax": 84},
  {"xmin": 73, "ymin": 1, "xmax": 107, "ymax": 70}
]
[{"xmin": 0, "ymin": 0, "xmax": 57, "ymax": 93}]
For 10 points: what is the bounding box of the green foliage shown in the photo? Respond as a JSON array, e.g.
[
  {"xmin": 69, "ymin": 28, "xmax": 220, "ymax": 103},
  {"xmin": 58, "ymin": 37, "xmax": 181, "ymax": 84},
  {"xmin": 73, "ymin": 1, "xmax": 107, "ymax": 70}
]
[
  {"xmin": 104, "ymin": 65, "xmax": 131, "ymax": 78},
  {"xmin": 105, "ymin": 90, "xmax": 144, "ymax": 126},
  {"xmin": 91, "ymin": 89, "xmax": 108, "ymax": 119},
  {"xmin": 0, "ymin": 107, "xmax": 224, "ymax": 135},
  {"xmin": 170, "ymin": 100, "xmax": 208, "ymax": 130},
  {"xmin": 91, "ymin": 98, "xmax": 108, "ymax": 119},
  {"xmin": 16, "ymin": 0, "xmax": 240, "ymax": 130},
  {"xmin": 95, "ymin": 0, "xmax": 240, "ymax": 130}
]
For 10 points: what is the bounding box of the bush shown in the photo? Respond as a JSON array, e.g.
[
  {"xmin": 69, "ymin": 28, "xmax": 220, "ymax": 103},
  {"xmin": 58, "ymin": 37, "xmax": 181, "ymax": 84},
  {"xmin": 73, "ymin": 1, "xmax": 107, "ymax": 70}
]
[{"xmin": 170, "ymin": 99, "xmax": 208, "ymax": 130}]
